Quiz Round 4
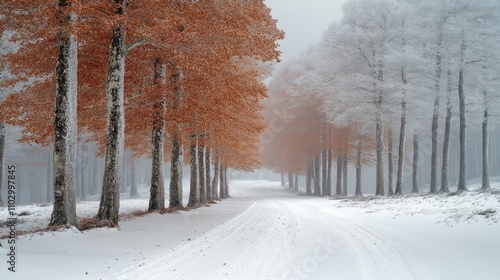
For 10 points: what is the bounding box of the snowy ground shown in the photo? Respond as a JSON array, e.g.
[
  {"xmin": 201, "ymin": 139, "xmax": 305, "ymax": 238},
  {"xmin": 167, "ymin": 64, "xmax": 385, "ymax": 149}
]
[{"xmin": 1, "ymin": 180, "xmax": 499, "ymax": 279}]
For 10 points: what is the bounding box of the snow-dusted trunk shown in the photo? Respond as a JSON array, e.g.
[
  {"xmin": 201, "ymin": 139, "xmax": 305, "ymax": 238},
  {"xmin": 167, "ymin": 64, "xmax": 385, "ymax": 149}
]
[
  {"xmin": 313, "ymin": 156, "xmax": 321, "ymax": 196},
  {"xmin": 129, "ymin": 156, "xmax": 139, "ymax": 198},
  {"xmin": 211, "ymin": 154, "xmax": 220, "ymax": 200},
  {"xmin": 80, "ymin": 153, "xmax": 87, "ymax": 201},
  {"xmin": 375, "ymin": 108, "xmax": 384, "ymax": 196},
  {"xmin": 306, "ymin": 165, "xmax": 312, "ymax": 196},
  {"xmin": 355, "ymin": 136, "xmax": 363, "ymax": 196},
  {"xmin": 188, "ymin": 136, "xmax": 199, "ymax": 207},
  {"xmin": 342, "ymin": 151, "xmax": 347, "ymax": 196},
  {"xmin": 336, "ymin": 153, "xmax": 342, "ymax": 195},
  {"xmin": 387, "ymin": 128, "xmax": 394, "ymax": 196},
  {"xmin": 149, "ymin": 58, "xmax": 166, "ymax": 211},
  {"xmin": 198, "ymin": 145, "xmax": 206, "ymax": 203},
  {"xmin": 219, "ymin": 163, "xmax": 226, "ymax": 199},
  {"xmin": 205, "ymin": 147, "xmax": 212, "ymax": 201},
  {"xmin": 440, "ymin": 70, "xmax": 452, "ymax": 193},
  {"xmin": 457, "ymin": 39, "xmax": 467, "ymax": 192},
  {"xmin": 430, "ymin": 29, "xmax": 443, "ymax": 194},
  {"xmin": 168, "ymin": 62, "xmax": 183, "ymax": 208},
  {"xmin": 0, "ymin": 123, "xmax": 5, "ymax": 206},
  {"xmin": 97, "ymin": 10, "xmax": 127, "ymax": 224},
  {"xmin": 280, "ymin": 173, "xmax": 285, "ymax": 187},
  {"xmin": 396, "ymin": 89, "xmax": 406, "ymax": 195},
  {"xmin": 321, "ymin": 150, "xmax": 327, "ymax": 195},
  {"xmin": 287, "ymin": 173, "xmax": 293, "ymax": 190},
  {"xmin": 412, "ymin": 134, "xmax": 419, "ymax": 194},
  {"xmin": 481, "ymin": 87, "xmax": 490, "ymax": 190},
  {"xmin": 325, "ymin": 149, "xmax": 332, "ymax": 196},
  {"xmin": 50, "ymin": 1, "xmax": 78, "ymax": 227},
  {"xmin": 294, "ymin": 174, "xmax": 298, "ymax": 191},
  {"xmin": 223, "ymin": 167, "xmax": 229, "ymax": 198}
]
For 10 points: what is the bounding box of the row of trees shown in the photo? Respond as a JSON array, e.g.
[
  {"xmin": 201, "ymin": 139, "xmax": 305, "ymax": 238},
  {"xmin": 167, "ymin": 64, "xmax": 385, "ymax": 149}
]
[
  {"xmin": 0, "ymin": 0, "xmax": 283, "ymax": 226},
  {"xmin": 263, "ymin": 0, "xmax": 500, "ymax": 196}
]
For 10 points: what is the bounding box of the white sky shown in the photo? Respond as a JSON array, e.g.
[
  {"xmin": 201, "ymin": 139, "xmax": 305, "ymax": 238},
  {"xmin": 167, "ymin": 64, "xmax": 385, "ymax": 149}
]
[{"xmin": 264, "ymin": 0, "xmax": 348, "ymax": 62}]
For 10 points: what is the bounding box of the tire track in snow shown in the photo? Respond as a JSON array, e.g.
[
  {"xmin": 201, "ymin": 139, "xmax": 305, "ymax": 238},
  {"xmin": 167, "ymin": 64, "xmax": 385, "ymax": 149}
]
[
  {"xmin": 108, "ymin": 200, "xmax": 297, "ymax": 280},
  {"xmin": 308, "ymin": 202, "xmax": 417, "ymax": 280}
]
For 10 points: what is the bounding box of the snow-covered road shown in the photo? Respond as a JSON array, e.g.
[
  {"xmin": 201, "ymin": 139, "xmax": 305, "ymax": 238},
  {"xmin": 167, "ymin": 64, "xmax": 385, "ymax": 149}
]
[
  {"xmin": 110, "ymin": 181, "xmax": 499, "ymax": 280},
  {"xmin": 2, "ymin": 180, "xmax": 499, "ymax": 279}
]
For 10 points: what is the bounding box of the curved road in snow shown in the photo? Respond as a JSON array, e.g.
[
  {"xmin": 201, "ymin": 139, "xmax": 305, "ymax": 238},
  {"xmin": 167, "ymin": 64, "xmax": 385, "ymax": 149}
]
[{"xmin": 110, "ymin": 181, "xmax": 429, "ymax": 280}]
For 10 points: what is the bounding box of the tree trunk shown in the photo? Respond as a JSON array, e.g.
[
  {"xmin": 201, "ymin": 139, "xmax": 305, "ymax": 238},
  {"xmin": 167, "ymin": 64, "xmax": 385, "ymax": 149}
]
[
  {"xmin": 149, "ymin": 58, "xmax": 166, "ymax": 211},
  {"xmin": 336, "ymin": 153, "xmax": 342, "ymax": 195},
  {"xmin": 0, "ymin": 123, "xmax": 5, "ymax": 206},
  {"xmin": 97, "ymin": 1, "xmax": 128, "ymax": 224},
  {"xmin": 355, "ymin": 136, "xmax": 363, "ymax": 196},
  {"xmin": 49, "ymin": 1, "xmax": 78, "ymax": 227},
  {"xmin": 342, "ymin": 150, "xmax": 348, "ymax": 196},
  {"xmin": 168, "ymin": 61, "xmax": 183, "ymax": 209},
  {"xmin": 281, "ymin": 173, "xmax": 285, "ymax": 187},
  {"xmin": 224, "ymin": 167, "xmax": 229, "ymax": 198},
  {"xmin": 387, "ymin": 128, "xmax": 394, "ymax": 196},
  {"xmin": 287, "ymin": 173, "xmax": 294, "ymax": 190},
  {"xmin": 129, "ymin": 156, "xmax": 139, "ymax": 198},
  {"xmin": 375, "ymin": 109, "xmax": 384, "ymax": 196},
  {"xmin": 306, "ymin": 165, "xmax": 312, "ymax": 196},
  {"xmin": 440, "ymin": 70, "xmax": 452, "ymax": 193},
  {"xmin": 47, "ymin": 148, "xmax": 53, "ymax": 203},
  {"xmin": 457, "ymin": 39, "xmax": 468, "ymax": 192},
  {"xmin": 325, "ymin": 149, "xmax": 332, "ymax": 196},
  {"xmin": 211, "ymin": 154, "xmax": 220, "ymax": 200},
  {"xmin": 482, "ymin": 91, "xmax": 490, "ymax": 190},
  {"xmin": 294, "ymin": 174, "xmax": 299, "ymax": 191},
  {"xmin": 198, "ymin": 144, "xmax": 206, "ymax": 203},
  {"xmin": 313, "ymin": 157, "xmax": 321, "ymax": 196},
  {"xmin": 80, "ymin": 153, "xmax": 87, "ymax": 201},
  {"xmin": 187, "ymin": 135, "xmax": 199, "ymax": 207},
  {"xmin": 321, "ymin": 150, "xmax": 327, "ymax": 195},
  {"xmin": 219, "ymin": 163, "xmax": 226, "ymax": 199},
  {"xmin": 205, "ymin": 147, "xmax": 212, "ymax": 201},
  {"xmin": 412, "ymin": 134, "xmax": 419, "ymax": 194}
]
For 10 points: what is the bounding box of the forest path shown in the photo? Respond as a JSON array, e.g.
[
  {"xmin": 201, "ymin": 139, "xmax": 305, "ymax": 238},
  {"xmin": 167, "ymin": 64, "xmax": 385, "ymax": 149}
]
[{"xmin": 111, "ymin": 181, "xmax": 417, "ymax": 280}]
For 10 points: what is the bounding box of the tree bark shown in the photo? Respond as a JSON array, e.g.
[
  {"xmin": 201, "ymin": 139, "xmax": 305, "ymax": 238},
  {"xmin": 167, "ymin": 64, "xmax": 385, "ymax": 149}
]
[
  {"xmin": 412, "ymin": 134, "xmax": 419, "ymax": 194},
  {"xmin": 457, "ymin": 38, "xmax": 468, "ymax": 192},
  {"xmin": 224, "ymin": 167, "xmax": 229, "ymax": 198},
  {"xmin": 287, "ymin": 172, "xmax": 294, "ymax": 190},
  {"xmin": 188, "ymin": 135, "xmax": 199, "ymax": 207},
  {"xmin": 129, "ymin": 156, "xmax": 139, "ymax": 198},
  {"xmin": 313, "ymin": 157, "xmax": 321, "ymax": 196},
  {"xmin": 387, "ymin": 128, "xmax": 394, "ymax": 196},
  {"xmin": 375, "ymin": 108, "xmax": 384, "ymax": 196},
  {"xmin": 440, "ymin": 70, "xmax": 452, "ymax": 193},
  {"xmin": 149, "ymin": 58, "xmax": 166, "ymax": 211},
  {"xmin": 80, "ymin": 152, "xmax": 87, "ymax": 201},
  {"xmin": 482, "ymin": 90, "xmax": 490, "ymax": 190},
  {"xmin": 97, "ymin": 0, "xmax": 128, "ymax": 225},
  {"xmin": 211, "ymin": 154, "xmax": 220, "ymax": 200},
  {"xmin": 294, "ymin": 174, "xmax": 299, "ymax": 192},
  {"xmin": 321, "ymin": 150, "xmax": 327, "ymax": 196},
  {"xmin": 355, "ymin": 136, "xmax": 363, "ymax": 196},
  {"xmin": 198, "ymin": 144, "xmax": 206, "ymax": 203},
  {"xmin": 49, "ymin": 0, "xmax": 78, "ymax": 227},
  {"xmin": 168, "ymin": 61, "xmax": 183, "ymax": 208},
  {"xmin": 325, "ymin": 149, "xmax": 332, "ymax": 196},
  {"xmin": 281, "ymin": 173, "xmax": 285, "ymax": 187},
  {"xmin": 336, "ymin": 153, "xmax": 342, "ymax": 195},
  {"xmin": 205, "ymin": 147, "xmax": 212, "ymax": 201},
  {"xmin": 342, "ymin": 150, "xmax": 348, "ymax": 196},
  {"xmin": 306, "ymin": 164, "xmax": 312, "ymax": 196},
  {"xmin": 219, "ymin": 163, "xmax": 226, "ymax": 199}
]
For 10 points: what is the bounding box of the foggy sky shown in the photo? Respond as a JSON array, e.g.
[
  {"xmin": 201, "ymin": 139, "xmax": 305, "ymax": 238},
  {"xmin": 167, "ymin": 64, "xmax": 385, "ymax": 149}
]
[{"xmin": 264, "ymin": 0, "xmax": 348, "ymax": 62}]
